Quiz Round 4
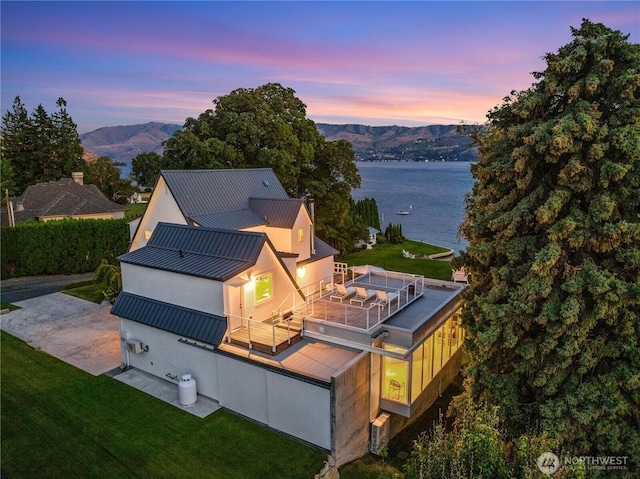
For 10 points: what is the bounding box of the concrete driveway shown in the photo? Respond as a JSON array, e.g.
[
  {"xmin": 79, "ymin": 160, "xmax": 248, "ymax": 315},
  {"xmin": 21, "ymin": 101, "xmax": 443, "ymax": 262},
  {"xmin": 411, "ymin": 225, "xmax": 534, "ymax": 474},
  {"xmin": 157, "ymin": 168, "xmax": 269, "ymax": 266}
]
[
  {"xmin": 1, "ymin": 289, "xmax": 220, "ymax": 417},
  {"xmin": 1, "ymin": 292, "xmax": 122, "ymax": 375}
]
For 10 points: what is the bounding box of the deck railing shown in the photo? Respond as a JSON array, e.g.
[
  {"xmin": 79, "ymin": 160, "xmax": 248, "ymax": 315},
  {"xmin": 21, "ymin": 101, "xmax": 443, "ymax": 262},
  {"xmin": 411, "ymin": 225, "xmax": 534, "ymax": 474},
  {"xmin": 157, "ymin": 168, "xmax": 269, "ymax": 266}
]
[
  {"xmin": 224, "ymin": 313, "xmax": 300, "ymax": 353},
  {"xmin": 297, "ymin": 277, "xmax": 423, "ymax": 331}
]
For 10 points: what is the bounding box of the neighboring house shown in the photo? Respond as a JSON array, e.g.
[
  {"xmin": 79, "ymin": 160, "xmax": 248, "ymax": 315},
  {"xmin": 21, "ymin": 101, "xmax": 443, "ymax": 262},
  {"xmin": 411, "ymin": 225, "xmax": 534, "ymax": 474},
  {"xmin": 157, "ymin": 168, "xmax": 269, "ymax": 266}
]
[
  {"xmin": 111, "ymin": 168, "xmax": 466, "ymax": 466},
  {"xmin": 2, "ymin": 172, "xmax": 125, "ymax": 224}
]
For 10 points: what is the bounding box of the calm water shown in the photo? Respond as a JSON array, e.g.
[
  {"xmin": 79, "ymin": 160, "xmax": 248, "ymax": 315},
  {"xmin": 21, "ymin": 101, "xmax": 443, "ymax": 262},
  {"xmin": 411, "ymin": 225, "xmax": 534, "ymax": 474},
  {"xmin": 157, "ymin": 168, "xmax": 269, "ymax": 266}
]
[{"xmin": 352, "ymin": 162, "xmax": 475, "ymax": 253}]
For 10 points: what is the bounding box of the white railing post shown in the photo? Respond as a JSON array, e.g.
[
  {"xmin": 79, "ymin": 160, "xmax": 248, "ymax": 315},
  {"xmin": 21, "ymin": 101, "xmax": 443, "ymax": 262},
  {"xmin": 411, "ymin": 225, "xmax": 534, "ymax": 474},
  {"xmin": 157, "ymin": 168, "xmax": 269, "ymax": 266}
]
[
  {"xmin": 272, "ymin": 325, "xmax": 276, "ymax": 353},
  {"xmin": 248, "ymin": 315, "xmax": 252, "ymax": 349}
]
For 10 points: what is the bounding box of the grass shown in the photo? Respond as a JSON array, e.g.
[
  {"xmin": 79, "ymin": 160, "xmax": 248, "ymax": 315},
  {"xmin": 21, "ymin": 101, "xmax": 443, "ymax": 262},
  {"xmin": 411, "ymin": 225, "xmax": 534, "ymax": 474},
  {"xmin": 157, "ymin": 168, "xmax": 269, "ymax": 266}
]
[
  {"xmin": 60, "ymin": 280, "xmax": 105, "ymax": 304},
  {"xmin": 125, "ymin": 202, "xmax": 148, "ymax": 219},
  {"xmin": 0, "ymin": 331, "xmax": 326, "ymax": 479},
  {"xmin": 339, "ymin": 240, "xmax": 454, "ymax": 281},
  {"xmin": 1, "ymin": 302, "xmax": 21, "ymax": 311}
]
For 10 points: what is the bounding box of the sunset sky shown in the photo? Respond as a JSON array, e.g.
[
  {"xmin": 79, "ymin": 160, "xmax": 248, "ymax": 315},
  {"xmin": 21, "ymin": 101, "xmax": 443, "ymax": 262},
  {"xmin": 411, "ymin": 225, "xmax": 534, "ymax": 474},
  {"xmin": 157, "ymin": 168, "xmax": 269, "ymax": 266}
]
[{"xmin": 2, "ymin": 1, "xmax": 638, "ymax": 133}]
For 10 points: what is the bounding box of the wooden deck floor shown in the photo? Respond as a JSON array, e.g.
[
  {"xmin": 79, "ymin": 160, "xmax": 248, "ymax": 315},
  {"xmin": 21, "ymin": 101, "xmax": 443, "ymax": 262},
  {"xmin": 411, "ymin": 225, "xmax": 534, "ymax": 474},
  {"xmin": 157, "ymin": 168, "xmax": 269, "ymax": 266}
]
[{"xmin": 227, "ymin": 321, "xmax": 302, "ymax": 355}]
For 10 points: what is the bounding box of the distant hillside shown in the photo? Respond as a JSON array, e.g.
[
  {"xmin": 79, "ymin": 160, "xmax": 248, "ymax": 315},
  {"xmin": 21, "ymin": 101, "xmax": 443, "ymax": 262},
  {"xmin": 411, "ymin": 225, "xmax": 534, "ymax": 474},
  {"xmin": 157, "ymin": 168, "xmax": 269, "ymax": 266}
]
[
  {"xmin": 316, "ymin": 123, "xmax": 476, "ymax": 162},
  {"xmin": 80, "ymin": 122, "xmax": 476, "ymax": 170},
  {"xmin": 80, "ymin": 122, "xmax": 181, "ymax": 164}
]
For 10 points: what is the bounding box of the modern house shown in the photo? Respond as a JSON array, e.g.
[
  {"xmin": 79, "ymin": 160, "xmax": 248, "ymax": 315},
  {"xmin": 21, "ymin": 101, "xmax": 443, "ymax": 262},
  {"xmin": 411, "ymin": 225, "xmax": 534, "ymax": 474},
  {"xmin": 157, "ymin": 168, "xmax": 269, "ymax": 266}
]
[
  {"xmin": 3, "ymin": 172, "xmax": 125, "ymax": 225},
  {"xmin": 111, "ymin": 168, "xmax": 466, "ymax": 465}
]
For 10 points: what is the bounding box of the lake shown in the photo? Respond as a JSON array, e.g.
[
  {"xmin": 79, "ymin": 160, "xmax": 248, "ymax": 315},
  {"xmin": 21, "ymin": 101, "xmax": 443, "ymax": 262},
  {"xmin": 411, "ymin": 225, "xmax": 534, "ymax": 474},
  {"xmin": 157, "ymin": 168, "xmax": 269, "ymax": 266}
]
[{"xmin": 351, "ymin": 161, "xmax": 475, "ymax": 254}]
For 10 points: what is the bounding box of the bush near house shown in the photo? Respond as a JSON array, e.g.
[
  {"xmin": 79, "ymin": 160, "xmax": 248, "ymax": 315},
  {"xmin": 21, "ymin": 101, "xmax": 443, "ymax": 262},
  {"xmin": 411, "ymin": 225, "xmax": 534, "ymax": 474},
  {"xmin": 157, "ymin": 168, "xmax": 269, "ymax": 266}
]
[{"xmin": 1, "ymin": 219, "xmax": 129, "ymax": 278}]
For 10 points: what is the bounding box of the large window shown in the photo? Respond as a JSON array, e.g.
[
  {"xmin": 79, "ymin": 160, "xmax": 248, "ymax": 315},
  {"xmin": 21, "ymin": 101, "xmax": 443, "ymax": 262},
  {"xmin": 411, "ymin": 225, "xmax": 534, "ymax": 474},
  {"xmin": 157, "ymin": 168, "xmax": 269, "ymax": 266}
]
[
  {"xmin": 381, "ymin": 344, "xmax": 409, "ymax": 405},
  {"xmin": 255, "ymin": 273, "xmax": 272, "ymax": 302},
  {"xmin": 382, "ymin": 311, "xmax": 465, "ymax": 406}
]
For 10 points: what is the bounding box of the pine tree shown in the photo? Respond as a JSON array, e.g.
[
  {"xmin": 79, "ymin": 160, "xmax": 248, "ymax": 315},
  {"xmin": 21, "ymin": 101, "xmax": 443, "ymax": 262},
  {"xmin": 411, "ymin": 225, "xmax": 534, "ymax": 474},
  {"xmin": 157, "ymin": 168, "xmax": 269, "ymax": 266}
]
[
  {"xmin": 459, "ymin": 20, "xmax": 640, "ymax": 457},
  {"xmin": 1, "ymin": 96, "xmax": 86, "ymax": 193}
]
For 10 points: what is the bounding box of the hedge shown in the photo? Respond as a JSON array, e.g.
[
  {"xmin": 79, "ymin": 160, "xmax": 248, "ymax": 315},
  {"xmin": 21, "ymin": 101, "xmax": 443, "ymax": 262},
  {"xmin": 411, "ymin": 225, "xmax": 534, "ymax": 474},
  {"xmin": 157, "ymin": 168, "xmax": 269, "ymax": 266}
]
[{"xmin": 1, "ymin": 219, "xmax": 130, "ymax": 278}]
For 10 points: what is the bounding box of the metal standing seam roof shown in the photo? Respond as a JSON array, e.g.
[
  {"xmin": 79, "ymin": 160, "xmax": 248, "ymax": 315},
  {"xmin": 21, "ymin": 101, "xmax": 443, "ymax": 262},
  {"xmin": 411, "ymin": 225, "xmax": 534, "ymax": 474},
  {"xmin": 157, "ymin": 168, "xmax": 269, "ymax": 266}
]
[
  {"xmin": 248, "ymin": 198, "xmax": 306, "ymax": 228},
  {"xmin": 111, "ymin": 292, "xmax": 227, "ymax": 346},
  {"xmin": 118, "ymin": 223, "xmax": 266, "ymax": 281},
  {"xmin": 299, "ymin": 236, "xmax": 339, "ymax": 266},
  {"xmin": 161, "ymin": 169, "xmax": 289, "ymax": 218},
  {"xmin": 189, "ymin": 209, "xmax": 267, "ymax": 230}
]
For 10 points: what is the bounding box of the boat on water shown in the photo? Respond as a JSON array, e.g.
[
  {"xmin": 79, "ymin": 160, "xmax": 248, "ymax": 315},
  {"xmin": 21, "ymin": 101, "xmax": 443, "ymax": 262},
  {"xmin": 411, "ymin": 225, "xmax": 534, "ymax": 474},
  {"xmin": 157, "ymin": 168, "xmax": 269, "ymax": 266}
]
[{"xmin": 396, "ymin": 205, "xmax": 412, "ymax": 215}]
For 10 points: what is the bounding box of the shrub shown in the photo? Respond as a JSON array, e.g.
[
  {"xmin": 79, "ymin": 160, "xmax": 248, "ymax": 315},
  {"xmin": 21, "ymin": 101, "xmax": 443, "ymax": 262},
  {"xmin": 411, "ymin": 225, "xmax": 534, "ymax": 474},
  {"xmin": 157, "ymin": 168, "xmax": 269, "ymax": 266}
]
[{"xmin": 1, "ymin": 219, "xmax": 129, "ymax": 278}]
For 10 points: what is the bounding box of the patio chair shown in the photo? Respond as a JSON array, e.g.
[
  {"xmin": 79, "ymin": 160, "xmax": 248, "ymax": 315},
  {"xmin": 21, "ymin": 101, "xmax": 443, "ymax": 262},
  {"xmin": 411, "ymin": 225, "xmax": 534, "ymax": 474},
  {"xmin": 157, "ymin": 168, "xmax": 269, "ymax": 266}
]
[
  {"xmin": 373, "ymin": 290, "xmax": 398, "ymax": 306},
  {"xmin": 451, "ymin": 268, "xmax": 469, "ymax": 284},
  {"xmin": 388, "ymin": 379, "xmax": 405, "ymax": 400},
  {"xmin": 350, "ymin": 287, "xmax": 375, "ymax": 305},
  {"xmin": 330, "ymin": 283, "xmax": 356, "ymax": 302}
]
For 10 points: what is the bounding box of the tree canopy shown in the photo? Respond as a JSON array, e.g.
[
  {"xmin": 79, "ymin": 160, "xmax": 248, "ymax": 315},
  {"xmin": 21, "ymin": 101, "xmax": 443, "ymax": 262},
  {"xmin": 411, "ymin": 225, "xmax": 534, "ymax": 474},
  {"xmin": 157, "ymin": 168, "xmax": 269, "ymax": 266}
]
[
  {"xmin": 86, "ymin": 156, "xmax": 137, "ymax": 205},
  {"xmin": 458, "ymin": 20, "xmax": 640, "ymax": 459},
  {"xmin": 1, "ymin": 97, "xmax": 86, "ymax": 194},
  {"xmin": 161, "ymin": 83, "xmax": 362, "ymax": 250}
]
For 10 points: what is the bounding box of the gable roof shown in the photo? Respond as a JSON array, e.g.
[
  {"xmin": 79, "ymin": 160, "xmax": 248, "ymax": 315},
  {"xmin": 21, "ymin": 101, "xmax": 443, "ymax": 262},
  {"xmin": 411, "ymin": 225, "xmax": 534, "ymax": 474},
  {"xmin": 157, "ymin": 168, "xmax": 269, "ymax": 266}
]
[
  {"xmin": 119, "ymin": 222, "xmax": 266, "ymax": 281},
  {"xmin": 248, "ymin": 198, "xmax": 306, "ymax": 228},
  {"xmin": 111, "ymin": 292, "xmax": 227, "ymax": 346},
  {"xmin": 161, "ymin": 169, "xmax": 289, "ymax": 221},
  {"xmin": 9, "ymin": 177, "xmax": 124, "ymax": 222},
  {"xmin": 190, "ymin": 209, "xmax": 266, "ymax": 230},
  {"xmin": 299, "ymin": 236, "xmax": 339, "ymax": 266}
]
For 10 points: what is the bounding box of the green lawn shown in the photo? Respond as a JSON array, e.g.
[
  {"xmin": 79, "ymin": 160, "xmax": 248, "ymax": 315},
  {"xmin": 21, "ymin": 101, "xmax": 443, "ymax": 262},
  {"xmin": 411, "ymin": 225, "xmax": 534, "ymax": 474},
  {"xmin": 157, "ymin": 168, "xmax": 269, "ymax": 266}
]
[
  {"xmin": 339, "ymin": 240, "xmax": 454, "ymax": 280},
  {"xmin": 0, "ymin": 331, "xmax": 325, "ymax": 479},
  {"xmin": 60, "ymin": 279, "xmax": 105, "ymax": 304},
  {"xmin": 125, "ymin": 202, "xmax": 147, "ymax": 219}
]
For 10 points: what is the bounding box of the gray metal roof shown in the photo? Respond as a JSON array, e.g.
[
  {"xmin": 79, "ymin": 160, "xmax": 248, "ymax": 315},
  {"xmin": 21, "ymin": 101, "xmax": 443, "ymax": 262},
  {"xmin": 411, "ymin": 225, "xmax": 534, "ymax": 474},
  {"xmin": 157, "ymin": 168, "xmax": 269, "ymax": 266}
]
[
  {"xmin": 111, "ymin": 292, "xmax": 227, "ymax": 346},
  {"xmin": 118, "ymin": 223, "xmax": 265, "ymax": 281},
  {"xmin": 248, "ymin": 198, "xmax": 305, "ymax": 228},
  {"xmin": 299, "ymin": 236, "xmax": 339, "ymax": 266},
  {"xmin": 190, "ymin": 209, "xmax": 266, "ymax": 230},
  {"xmin": 161, "ymin": 169, "xmax": 289, "ymax": 218}
]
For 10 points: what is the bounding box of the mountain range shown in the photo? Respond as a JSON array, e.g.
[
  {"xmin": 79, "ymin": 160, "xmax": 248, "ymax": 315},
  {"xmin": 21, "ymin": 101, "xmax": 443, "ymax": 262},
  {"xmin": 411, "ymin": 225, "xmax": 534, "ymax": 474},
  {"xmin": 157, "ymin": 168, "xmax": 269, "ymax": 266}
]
[{"xmin": 80, "ymin": 121, "xmax": 476, "ymax": 167}]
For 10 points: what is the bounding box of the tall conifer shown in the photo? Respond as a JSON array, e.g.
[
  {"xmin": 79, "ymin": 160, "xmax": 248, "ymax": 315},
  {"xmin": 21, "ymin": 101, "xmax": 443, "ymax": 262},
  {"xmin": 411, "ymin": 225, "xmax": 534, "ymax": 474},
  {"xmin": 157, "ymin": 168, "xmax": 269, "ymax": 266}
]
[{"xmin": 459, "ymin": 20, "xmax": 639, "ymax": 457}]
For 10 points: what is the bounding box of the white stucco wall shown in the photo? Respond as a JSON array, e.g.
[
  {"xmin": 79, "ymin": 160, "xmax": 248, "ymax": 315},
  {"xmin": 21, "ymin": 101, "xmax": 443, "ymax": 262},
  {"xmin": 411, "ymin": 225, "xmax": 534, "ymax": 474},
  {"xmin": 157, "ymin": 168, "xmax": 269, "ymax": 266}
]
[
  {"xmin": 119, "ymin": 319, "xmax": 220, "ymax": 399},
  {"xmin": 121, "ymin": 263, "xmax": 224, "ymax": 315},
  {"xmin": 119, "ymin": 319, "xmax": 331, "ymax": 449},
  {"xmin": 216, "ymin": 354, "xmax": 331, "ymax": 449},
  {"xmin": 296, "ymin": 256, "xmax": 335, "ymax": 294},
  {"xmin": 130, "ymin": 176, "xmax": 186, "ymax": 251}
]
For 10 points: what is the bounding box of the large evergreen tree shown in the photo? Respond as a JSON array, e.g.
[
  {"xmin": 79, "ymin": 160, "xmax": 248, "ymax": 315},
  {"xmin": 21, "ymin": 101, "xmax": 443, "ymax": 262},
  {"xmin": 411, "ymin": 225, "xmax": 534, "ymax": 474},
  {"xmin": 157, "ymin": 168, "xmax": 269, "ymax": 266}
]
[
  {"xmin": 459, "ymin": 20, "xmax": 639, "ymax": 458},
  {"xmin": 1, "ymin": 97, "xmax": 86, "ymax": 193},
  {"xmin": 162, "ymin": 83, "xmax": 361, "ymax": 251}
]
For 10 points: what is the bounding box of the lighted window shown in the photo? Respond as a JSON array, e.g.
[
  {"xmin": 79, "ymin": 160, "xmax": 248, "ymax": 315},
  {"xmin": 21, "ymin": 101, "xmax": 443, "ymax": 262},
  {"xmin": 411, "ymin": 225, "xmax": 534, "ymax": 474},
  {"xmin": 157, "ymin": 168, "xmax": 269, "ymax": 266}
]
[
  {"xmin": 381, "ymin": 344, "xmax": 409, "ymax": 404},
  {"xmin": 298, "ymin": 228, "xmax": 304, "ymax": 242},
  {"xmin": 255, "ymin": 273, "xmax": 272, "ymax": 302},
  {"xmin": 144, "ymin": 229, "xmax": 152, "ymax": 241}
]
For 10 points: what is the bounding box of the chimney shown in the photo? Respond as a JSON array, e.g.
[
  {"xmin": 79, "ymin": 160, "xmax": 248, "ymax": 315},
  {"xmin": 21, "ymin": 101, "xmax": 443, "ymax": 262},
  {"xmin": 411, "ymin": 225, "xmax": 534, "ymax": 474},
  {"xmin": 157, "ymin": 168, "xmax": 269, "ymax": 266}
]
[
  {"xmin": 72, "ymin": 172, "xmax": 84, "ymax": 185},
  {"xmin": 308, "ymin": 199, "xmax": 316, "ymax": 255}
]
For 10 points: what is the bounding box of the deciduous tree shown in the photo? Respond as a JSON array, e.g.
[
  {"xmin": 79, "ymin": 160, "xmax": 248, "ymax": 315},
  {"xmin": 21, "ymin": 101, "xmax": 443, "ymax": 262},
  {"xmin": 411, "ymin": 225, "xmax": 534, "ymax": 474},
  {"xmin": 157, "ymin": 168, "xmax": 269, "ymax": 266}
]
[
  {"xmin": 162, "ymin": 83, "xmax": 361, "ymax": 250},
  {"xmin": 86, "ymin": 156, "xmax": 137, "ymax": 205},
  {"xmin": 458, "ymin": 20, "xmax": 640, "ymax": 458}
]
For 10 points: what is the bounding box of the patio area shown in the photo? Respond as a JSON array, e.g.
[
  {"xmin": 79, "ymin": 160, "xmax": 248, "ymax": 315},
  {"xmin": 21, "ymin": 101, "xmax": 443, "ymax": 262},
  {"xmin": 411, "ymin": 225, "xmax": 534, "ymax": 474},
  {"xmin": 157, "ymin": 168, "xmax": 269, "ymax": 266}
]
[{"xmin": 302, "ymin": 269, "xmax": 424, "ymax": 331}]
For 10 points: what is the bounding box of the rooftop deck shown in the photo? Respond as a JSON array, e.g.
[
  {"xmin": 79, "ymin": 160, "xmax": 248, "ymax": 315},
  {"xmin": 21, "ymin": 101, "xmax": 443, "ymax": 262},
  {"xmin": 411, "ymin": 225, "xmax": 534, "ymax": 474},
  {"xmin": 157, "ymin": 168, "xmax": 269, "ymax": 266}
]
[
  {"xmin": 225, "ymin": 266, "xmax": 465, "ymax": 356},
  {"xmin": 301, "ymin": 269, "xmax": 424, "ymax": 331}
]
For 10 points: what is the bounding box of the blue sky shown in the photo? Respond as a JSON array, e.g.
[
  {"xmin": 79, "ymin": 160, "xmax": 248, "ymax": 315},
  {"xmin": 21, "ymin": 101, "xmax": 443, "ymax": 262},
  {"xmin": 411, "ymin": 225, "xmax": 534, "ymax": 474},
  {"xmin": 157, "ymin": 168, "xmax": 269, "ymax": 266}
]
[{"xmin": 2, "ymin": 1, "xmax": 638, "ymax": 133}]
